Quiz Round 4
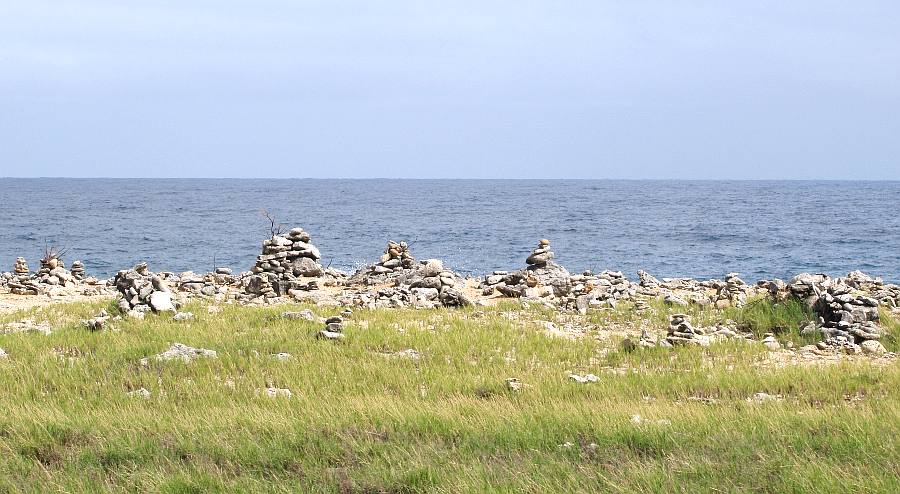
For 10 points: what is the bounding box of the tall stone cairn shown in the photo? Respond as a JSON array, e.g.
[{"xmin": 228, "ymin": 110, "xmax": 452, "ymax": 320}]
[
  {"xmin": 8, "ymin": 258, "xmax": 38, "ymax": 295},
  {"xmin": 244, "ymin": 227, "xmax": 325, "ymax": 299},
  {"xmin": 252, "ymin": 227, "xmax": 323, "ymax": 279}
]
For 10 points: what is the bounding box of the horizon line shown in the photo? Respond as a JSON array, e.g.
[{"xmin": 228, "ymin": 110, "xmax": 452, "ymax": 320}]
[{"xmin": 3, "ymin": 176, "xmax": 900, "ymax": 182}]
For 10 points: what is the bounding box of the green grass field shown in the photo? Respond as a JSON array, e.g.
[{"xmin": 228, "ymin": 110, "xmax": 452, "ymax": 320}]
[{"xmin": 0, "ymin": 299, "xmax": 898, "ymax": 493}]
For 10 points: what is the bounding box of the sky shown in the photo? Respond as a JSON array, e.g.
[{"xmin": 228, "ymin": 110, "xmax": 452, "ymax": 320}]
[{"xmin": 1, "ymin": 1, "xmax": 898, "ymax": 179}]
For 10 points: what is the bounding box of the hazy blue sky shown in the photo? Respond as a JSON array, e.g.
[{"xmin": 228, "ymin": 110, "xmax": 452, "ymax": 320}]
[{"xmin": 1, "ymin": 1, "xmax": 898, "ymax": 179}]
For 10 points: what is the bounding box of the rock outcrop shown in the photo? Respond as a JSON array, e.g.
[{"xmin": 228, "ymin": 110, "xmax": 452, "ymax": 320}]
[{"xmin": 344, "ymin": 257, "xmax": 470, "ymax": 308}]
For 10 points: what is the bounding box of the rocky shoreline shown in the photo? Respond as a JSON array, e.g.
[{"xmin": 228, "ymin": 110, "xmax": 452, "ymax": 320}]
[{"xmin": 2, "ymin": 226, "xmax": 899, "ymax": 358}]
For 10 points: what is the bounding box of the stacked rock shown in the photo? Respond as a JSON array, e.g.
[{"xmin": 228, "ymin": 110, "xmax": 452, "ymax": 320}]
[
  {"xmin": 176, "ymin": 269, "xmax": 238, "ymax": 299},
  {"xmin": 245, "ymin": 227, "xmax": 324, "ymax": 300},
  {"xmin": 787, "ymin": 273, "xmax": 830, "ymax": 306},
  {"xmin": 261, "ymin": 227, "xmax": 323, "ymax": 278},
  {"xmin": 70, "ymin": 261, "xmax": 85, "ymax": 281},
  {"xmin": 758, "ymin": 278, "xmax": 788, "ymax": 299},
  {"xmin": 243, "ymin": 274, "xmax": 277, "ymax": 301},
  {"xmin": 350, "ymin": 241, "xmax": 418, "ymax": 285},
  {"xmin": 35, "ymin": 256, "xmax": 76, "ymax": 287},
  {"xmin": 843, "ymin": 271, "xmax": 900, "ymax": 309},
  {"xmin": 7, "ymin": 257, "xmax": 39, "ymax": 295},
  {"xmin": 14, "ymin": 257, "xmax": 29, "ymax": 277},
  {"xmin": 812, "ymin": 282, "xmax": 883, "ymax": 346},
  {"xmin": 481, "ymin": 239, "xmax": 571, "ymax": 299},
  {"xmin": 377, "ymin": 241, "xmax": 415, "ymax": 272},
  {"xmin": 317, "ymin": 316, "xmax": 345, "ymax": 340},
  {"xmin": 664, "ymin": 314, "xmax": 710, "ymax": 347},
  {"xmin": 112, "ymin": 262, "xmax": 178, "ymax": 315},
  {"xmin": 526, "ymin": 239, "xmax": 554, "ymax": 265},
  {"xmin": 714, "ymin": 273, "xmax": 749, "ymax": 308},
  {"xmin": 563, "ymin": 270, "xmax": 637, "ymax": 314},
  {"xmin": 637, "ymin": 270, "xmax": 661, "ymax": 293}
]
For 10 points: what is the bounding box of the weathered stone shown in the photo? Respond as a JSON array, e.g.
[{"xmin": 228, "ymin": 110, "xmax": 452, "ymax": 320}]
[{"xmin": 149, "ymin": 291, "xmax": 176, "ymax": 312}]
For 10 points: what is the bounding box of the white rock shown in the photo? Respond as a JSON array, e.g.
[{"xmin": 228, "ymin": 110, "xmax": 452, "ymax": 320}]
[
  {"xmin": 506, "ymin": 378, "xmax": 522, "ymax": 392},
  {"xmin": 126, "ymin": 310, "xmax": 145, "ymax": 320},
  {"xmin": 762, "ymin": 335, "xmax": 781, "ymax": 351},
  {"xmin": 861, "ymin": 340, "xmax": 887, "ymax": 356},
  {"xmin": 149, "ymin": 291, "xmax": 176, "ymax": 312},
  {"xmin": 144, "ymin": 343, "xmax": 217, "ymax": 364},
  {"xmin": 317, "ymin": 330, "xmax": 345, "ymax": 341},
  {"xmin": 127, "ymin": 387, "xmax": 151, "ymax": 399},
  {"xmin": 748, "ymin": 392, "xmax": 781, "ymax": 403},
  {"xmin": 281, "ymin": 309, "xmax": 317, "ymax": 321},
  {"xmin": 569, "ymin": 373, "xmax": 599, "ymax": 384},
  {"xmin": 263, "ymin": 387, "xmax": 292, "ymax": 398},
  {"xmin": 172, "ymin": 312, "xmax": 194, "ymax": 321}
]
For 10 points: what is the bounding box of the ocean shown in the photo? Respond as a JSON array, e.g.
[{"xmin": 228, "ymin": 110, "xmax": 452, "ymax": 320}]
[{"xmin": 1, "ymin": 179, "xmax": 898, "ymax": 283}]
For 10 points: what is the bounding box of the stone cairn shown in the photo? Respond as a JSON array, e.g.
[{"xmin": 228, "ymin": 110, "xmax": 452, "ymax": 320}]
[
  {"xmin": 113, "ymin": 262, "xmax": 177, "ymax": 315},
  {"xmin": 715, "ymin": 273, "xmax": 749, "ymax": 308},
  {"xmin": 664, "ymin": 314, "xmax": 711, "ymax": 347},
  {"xmin": 35, "ymin": 255, "xmax": 76, "ymax": 287},
  {"xmin": 562, "ymin": 270, "xmax": 638, "ymax": 314},
  {"xmin": 350, "ymin": 241, "xmax": 419, "ymax": 286},
  {"xmin": 175, "ymin": 267, "xmax": 238, "ymax": 299},
  {"xmin": 244, "ymin": 227, "xmax": 325, "ymax": 300},
  {"xmin": 844, "ymin": 270, "xmax": 900, "ymax": 309},
  {"xmin": 637, "ymin": 270, "xmax": 661, "ymax": 292},
  {"xmin": 784, "ymin": 272, "xmax": 895, "ymax": 355},
  {"xmin": 375, "ymin": 241, "xmax": 416, "ymax": 274},
  {"xmin": 481, "ymin": 239, "xmax": 571, "ymax": 299},
  {"xmin": 813, "ymin": 282, "xmax": 883, "ymax": 353},
  {"xmin": 317, "ymin": 316, "xmax": 345, "ymax": 340},
  {"xmin": 70, "ymin": 261, "xmax": 85, "ymax": 281},
  {"xmin": 6, "ymin": 257, "xmax": 39, "ymax": 295}
]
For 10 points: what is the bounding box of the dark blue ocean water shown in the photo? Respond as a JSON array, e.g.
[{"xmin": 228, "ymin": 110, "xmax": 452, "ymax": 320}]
[{"xmin": 0, "ymin": 179, "xmax": 898, "ymax": 282}]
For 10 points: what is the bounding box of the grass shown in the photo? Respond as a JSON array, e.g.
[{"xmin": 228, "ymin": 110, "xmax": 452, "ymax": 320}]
[{"xmin": 0, "ymin": 299, "xmax": 898, "ymax": 493}]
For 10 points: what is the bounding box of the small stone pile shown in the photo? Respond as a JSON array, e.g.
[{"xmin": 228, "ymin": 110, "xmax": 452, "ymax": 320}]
[
  {"xmin": 176, "ymin": 268, "xmax": 238, "ymax": 299},
  {"xmin": 562, "ymin": 270, "xmax": 637, "ymax": 314},
  {"xmin": 375, "ymin": 241, "xmax": 416, "ymax": 274},
  {"xmin": 637, "ymin": 270, "xmax": 661, "ymax": 292},
  {"xmin": 787, "ymin": 273, "xmax": 830, "ymax": 306},
  {"xmin": 14, "ymin": 257, "xmax": 29, "ymax": 277},
  {"xmin": 6, "ymin": 257, "xmax": 39, "ymax": 295},
  {"xmin": 664, "ymin": 314, "xmax": 711, "ymax": 347},
  {"xmin": 350, "ymin": 241, "xmax": 420, "ymax": 286},
  {"xmin": 243, "ymin": 274, "xmax": 277, "ymax": 301},
  {"xmin": 113, "ymin": 262, "xmax": 178, "ymax": 315},
  {"xmin": 844, "ymin": 271, "xmax": 900, "ymax": 308},
  {"xmin": 81, "ymin": 309, "xmax": 110, "ymax": 331},
  {"xmin": 35, "ymin": 256, "xmax": 75, "ymax": 287},
  {"xmin": 526, "ymin": 239, "xmax": 554, "ymax": 265},
  {"xmin": 70, "ymin": 261, "xmax": 85, "ymax": 281},
  {"xmin": 317, "ymin": 316, "xmax": 345, "ymax": 340},
  {"xmin": 714, "ymin": 273, "xmax": 749, "ymax": 308},
  {"xmin": 481, "ymin": 239, "xmax": 571, "ymax": 299}
]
